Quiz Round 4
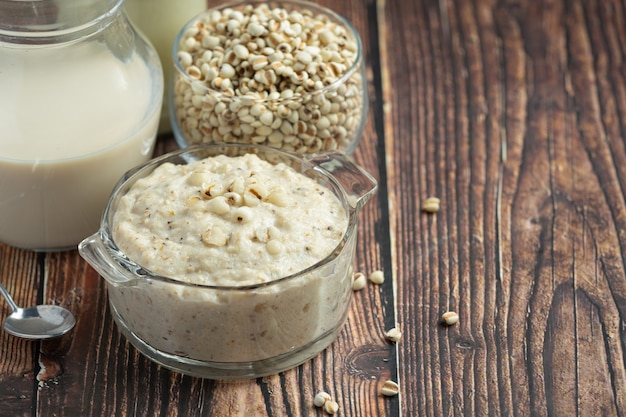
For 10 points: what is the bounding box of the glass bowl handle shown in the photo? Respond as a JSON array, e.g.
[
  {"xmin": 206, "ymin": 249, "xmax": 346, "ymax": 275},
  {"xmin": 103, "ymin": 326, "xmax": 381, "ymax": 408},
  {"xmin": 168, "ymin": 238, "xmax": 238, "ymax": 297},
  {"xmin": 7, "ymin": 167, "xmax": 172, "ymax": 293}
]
[
  {"xmin": 308, "ymin": 152, "xmax": 378, "ymax": 211},
  {"xmin": 78, "ymin": 233, "xmax": 138, "ymax": 287}
]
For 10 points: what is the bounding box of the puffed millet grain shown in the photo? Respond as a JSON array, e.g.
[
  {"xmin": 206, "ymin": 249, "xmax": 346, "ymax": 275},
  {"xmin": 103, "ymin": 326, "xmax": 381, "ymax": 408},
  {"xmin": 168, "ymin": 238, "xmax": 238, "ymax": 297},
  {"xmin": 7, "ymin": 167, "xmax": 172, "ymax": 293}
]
[
  {"xmin": 369, "ymin": 270, "xmax": 385, "ymax": 285},
  {"xmin": 352, "ymin": 272, "xmax": 367, "ymax": 291},
  {"xmin": 421, "ymin": 197, "xmax": 441, "ymax": 213},
  {"xmin": 323, "ymin": 400, "xmax": 340, "ymax": 414},
  {"xmin": 381, "ymin": 380, "xmax": 400, "ymax": 396},
  {"xmin": 314, "ymin": 391, "xmax": 332, "ymax": 408},
  {"xmin": 385, "ymin": 327, "xmax": 402, "ymax": 343},
  {"xmin": 442, "ymin": 311, "xmax": 459, "ymax": 326}
]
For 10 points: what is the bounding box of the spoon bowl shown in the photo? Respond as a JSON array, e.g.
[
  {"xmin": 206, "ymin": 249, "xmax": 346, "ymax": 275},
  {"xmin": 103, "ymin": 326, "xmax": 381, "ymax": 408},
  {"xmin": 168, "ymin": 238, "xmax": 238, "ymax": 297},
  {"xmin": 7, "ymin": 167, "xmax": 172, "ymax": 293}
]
[
  {"xmin": 0, "ymin": 283, "xmax": 76, "ymax": 339},
  {"xmin": 4, "ymin": 305, "xmax": 76, "ymax": 339}
]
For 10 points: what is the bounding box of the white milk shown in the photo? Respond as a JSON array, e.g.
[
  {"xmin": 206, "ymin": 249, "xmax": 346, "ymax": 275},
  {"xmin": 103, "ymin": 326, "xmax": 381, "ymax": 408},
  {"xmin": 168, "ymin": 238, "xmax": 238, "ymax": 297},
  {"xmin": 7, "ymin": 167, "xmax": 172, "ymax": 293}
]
[
  {"xmin": 125, "ymin": 0, "xmax": 206, "ymax": 133},
  {"xmin": 0, "ymin": 41, "xmax": 160, "ymax": 250}
]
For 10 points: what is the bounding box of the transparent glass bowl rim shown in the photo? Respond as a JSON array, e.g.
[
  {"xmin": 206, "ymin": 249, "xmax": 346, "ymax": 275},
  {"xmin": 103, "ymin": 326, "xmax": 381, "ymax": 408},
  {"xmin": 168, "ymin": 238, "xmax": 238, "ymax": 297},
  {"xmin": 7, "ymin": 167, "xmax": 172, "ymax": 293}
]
[
  {"xmin": 171, "ymin": 0, "xmax": 365, "ymax": 103},
  {"xmin": 96, "ymin": 143, "xmax": 361, "ymax": 292}
]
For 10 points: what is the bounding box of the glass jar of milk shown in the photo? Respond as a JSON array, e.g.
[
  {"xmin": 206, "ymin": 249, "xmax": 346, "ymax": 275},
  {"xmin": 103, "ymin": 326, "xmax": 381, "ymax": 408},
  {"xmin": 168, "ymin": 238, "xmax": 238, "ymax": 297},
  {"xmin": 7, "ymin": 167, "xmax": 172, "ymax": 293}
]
[{"xmin": 0, "ymin": 0, "xmax": 164, "ymax": 251}]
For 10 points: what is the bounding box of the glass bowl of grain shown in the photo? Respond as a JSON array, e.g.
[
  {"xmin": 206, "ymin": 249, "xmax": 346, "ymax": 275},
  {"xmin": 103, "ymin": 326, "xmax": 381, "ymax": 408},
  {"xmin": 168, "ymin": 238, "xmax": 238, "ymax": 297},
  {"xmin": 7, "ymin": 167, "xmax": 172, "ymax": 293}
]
[{"xmin": 170, "ymin": 0, "xmax": 367, "ymax": 155}]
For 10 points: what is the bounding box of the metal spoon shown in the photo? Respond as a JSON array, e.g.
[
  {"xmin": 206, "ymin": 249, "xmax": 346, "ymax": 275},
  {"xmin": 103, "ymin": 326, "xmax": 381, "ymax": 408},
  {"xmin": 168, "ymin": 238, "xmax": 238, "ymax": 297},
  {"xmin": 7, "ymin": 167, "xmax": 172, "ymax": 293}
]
[{"xmin": 0, "ymin": 282, "xmax": 76, "ymax": 339}]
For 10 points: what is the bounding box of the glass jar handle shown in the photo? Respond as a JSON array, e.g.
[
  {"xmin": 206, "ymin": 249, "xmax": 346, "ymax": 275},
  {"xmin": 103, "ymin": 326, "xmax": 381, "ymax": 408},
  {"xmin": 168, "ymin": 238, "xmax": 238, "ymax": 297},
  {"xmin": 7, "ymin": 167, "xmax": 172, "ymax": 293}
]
[{"xmin": 307, "ymin": 152, "xmax": 378, "ymax": 211}]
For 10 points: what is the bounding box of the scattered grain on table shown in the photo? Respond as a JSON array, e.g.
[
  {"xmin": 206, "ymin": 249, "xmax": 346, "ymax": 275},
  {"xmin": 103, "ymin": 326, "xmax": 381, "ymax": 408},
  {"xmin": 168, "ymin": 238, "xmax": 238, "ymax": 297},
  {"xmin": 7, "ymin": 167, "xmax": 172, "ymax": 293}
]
[
  {"xmin": 314, "ymin": 391, "xmax": 332, "ymax": 408},
  {"xmin": 323, "ymin": 400, "xmax": 339, "ymax": 414},
  {"xmin": 381, "ymin": 380, "xmax": 399, "ymax": 396},
  {"xmin": 421, "ymin": 196, "xmax": 440, "ymax": 213},
  {"xmin": 369, "ymin": 269, "xmax": 385, "ymax": 284},
  {"xmin": 351, "ymin": 271, "xmax": 367, "ymax": 291},
  {"xmin": 442, "ymin": 311, "xmax": 459, "ymax": 326},
  {"xmin": 385, "ymin": 327, "xmax": 402, "ymax": 343}
]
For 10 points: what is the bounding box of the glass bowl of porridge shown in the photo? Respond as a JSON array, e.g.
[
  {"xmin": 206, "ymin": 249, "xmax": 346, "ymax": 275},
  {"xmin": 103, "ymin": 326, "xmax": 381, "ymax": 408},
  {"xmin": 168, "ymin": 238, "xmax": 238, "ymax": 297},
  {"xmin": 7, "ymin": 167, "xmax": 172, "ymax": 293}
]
[
  {"xmin": 170, "ymin": 0, "xmax": 368, "ymax": 155},
  {"xmin": 78, "ymin": 143, "xmax": 377, "ymax": 379}
]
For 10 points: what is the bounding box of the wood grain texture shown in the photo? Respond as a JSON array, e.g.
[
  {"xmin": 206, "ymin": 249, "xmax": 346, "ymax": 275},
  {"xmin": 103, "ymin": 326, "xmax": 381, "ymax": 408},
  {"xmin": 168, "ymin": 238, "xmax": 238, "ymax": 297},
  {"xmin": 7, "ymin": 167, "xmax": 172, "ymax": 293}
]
[
  {"xmin": 3, "ymin": 0, "xmax": 626, "ymax": 415},
  {"xmin": 381, "ymin": 0, "xmax": 626, "ymax": 415},
  {"xmin": 0, "ymin": 0, "xmax": 396, "ymax": 415}
]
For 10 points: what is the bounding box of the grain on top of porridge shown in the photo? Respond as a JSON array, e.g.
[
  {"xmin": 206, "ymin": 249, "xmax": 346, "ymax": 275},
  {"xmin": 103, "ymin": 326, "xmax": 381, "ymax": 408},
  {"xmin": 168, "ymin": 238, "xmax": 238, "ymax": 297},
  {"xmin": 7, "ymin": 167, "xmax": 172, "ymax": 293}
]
[{"xmin": 112, "ymin": 153, "xmax": 347, "ymax": 286}]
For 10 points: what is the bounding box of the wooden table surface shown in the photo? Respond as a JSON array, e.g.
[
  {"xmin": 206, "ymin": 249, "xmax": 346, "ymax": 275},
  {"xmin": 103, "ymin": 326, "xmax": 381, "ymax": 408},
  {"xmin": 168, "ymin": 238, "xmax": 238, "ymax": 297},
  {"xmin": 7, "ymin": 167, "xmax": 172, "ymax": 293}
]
[{"xmin": 2, "ymin": 0, "xmax": 626, "ymax": 415}]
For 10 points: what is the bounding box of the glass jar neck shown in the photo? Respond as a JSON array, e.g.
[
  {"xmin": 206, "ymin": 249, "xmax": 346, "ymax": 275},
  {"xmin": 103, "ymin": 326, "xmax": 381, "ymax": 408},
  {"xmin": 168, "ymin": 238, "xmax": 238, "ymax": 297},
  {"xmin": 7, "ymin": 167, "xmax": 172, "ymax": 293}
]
[{"xmin": 0, "ymin": 0, "xmax": 124, "ymax": 44}]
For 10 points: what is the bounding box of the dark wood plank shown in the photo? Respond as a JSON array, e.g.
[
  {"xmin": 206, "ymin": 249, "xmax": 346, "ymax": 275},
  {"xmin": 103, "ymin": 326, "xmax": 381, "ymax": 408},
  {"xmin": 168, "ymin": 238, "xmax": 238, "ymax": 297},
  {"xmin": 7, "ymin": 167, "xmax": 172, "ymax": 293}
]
[
  {"xmin": 382, "ymin": 0, "xmax": 626, "ymax": 415},
  {"xmin": 0, "ymin": 247, "xmax": 41, "ymax": 417}
]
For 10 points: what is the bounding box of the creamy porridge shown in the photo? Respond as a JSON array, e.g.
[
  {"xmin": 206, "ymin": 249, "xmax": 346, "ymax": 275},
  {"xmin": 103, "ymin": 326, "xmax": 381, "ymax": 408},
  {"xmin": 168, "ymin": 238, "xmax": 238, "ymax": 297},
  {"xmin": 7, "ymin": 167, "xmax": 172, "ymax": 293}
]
[{"xmin": 109, "ymin": 153, "xmax": 353, "ymax": 363}]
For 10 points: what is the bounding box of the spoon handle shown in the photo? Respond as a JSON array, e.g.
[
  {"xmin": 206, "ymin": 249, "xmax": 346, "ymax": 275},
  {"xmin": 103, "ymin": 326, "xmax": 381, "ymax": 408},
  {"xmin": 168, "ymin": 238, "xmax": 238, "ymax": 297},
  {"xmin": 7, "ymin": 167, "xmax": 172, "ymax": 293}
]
[{"xmin": 0, "ymin": 283, "xmax": 19, "ymax": 313}]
